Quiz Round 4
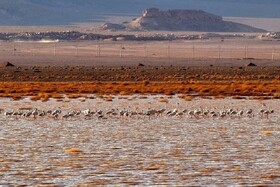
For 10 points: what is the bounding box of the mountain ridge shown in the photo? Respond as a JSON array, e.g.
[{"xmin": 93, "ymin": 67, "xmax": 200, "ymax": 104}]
[
  {"xmin": 124, "ymin": 8, "xmax": 266, "ymax": 32},
  {"xmin": 0, "ymin": 0, "xmax": 280, "ymax": 25}
]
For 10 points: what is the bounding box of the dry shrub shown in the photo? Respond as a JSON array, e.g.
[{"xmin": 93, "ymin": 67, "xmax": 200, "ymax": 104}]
[
  {"xmin": 184, "ymin": 95, "xmax": 195, "ymax": 101},
  {"xmin": 273, "ymin": 93, "xmax": 280, "ymax": 99},
  {"xmin": 201, "ymin": 96, "xmax": 213, "ymax": 99},
  {"xmin": 164, "ymin": 90, "xmax": 174, "ymax": 96},
  {"xmin": 87, "ymin": 96, "xmax": 95, "ymax": 99},
  {"xmin": 200, "ymin": 168, "xmax": 215, "ymax": 173},
  {"xmin": 65, "ymin": 148, "xmax": 82, "ymax": 153},
  {"xmin": 2, "ymin": 80, "xmax": 280, "ymax": 99},
  {"xmin": 121, "ymin": 181, "xmax": 140, "ymax": 185},
  {"xmin": 232, "ymin": 96, "xmax": 246, "ymax": 100},
  {"xmin": 30, "ymin": 93, "xmax": 61, "ymax": 101},
  {"xmin": 105, "ymin": 96, "xmax": 113, "ymax": 102},
  {"xmin": 139, "ymin": 96, "xmax": 148, "ymax": 99},
  {"xmin": 96, "ymin": 94, "xmax": 104, "ymax": 99},
  {"xmin": 18, "ymin": 107, "xmax": 33, "ymax": 111},
  {"xmin": 41, "ymin": 97, "xmax": 49, "ymax": 102},
  {"xmin": 261, "ymin": 175, "xmax": 280, "ymax": 179},
  {"xmin": 118, "ymin": 96, "xmax": 128, "ymax": 100},
  {"xmin": 86, "ymin": 179, "xmax": 110, "ymax": 185},
  {"xmin": 143, "ymin": 80, "xmax": 150, "ymax": 86},
  {"xmin": 200, "ymin": 88, "xmax": 210, "ymax": 93},
  {"xmin": 30, "ymin": 93, "xmax": 46, "ymax": 101},
  {"xmin": 121, "ymin": 82, "xmax": 130, "ymax": 86},
  {"xmin": 30, "ymin": 97, "xmax": 39, "ymax": 101},
  {"xmin": 12, "ymin": 94, "xmax": 22, "ymax": 101},
  {"xmin": 0, "ymin": 93, "xmax": 12, "ymax": 98},
  {"xmin": 63, "ymin": 98, "xmax": 71, "ymax": 103},
  {"xmin": 144, "ymin": 164, "xmax": 160, "ymax": 171},
  {"xmin": 119, "ymin": 91, "xmax": 127, "ymax": 95},
  {"xmin": 158, "ymin": 97, "xmax": 168, "ymax": 103},
  {"xmin": 262, "ymin": 131, "xmax": 273, "ymax": 135},
  {"xmin": 50, "ymin": 93, "xmax": 64, "ymax": 99},
  {"xmin": 253, "ymin": 96, "xmax": 272, "ymax": 100},
  {"xmin": 214, "ymin": 95, "xmax": 226, "ymax": 99},
  {"xmin": 79, "ymin": 98, "xmax": 86, "ymax": 102},
  {"xmin": 132, "ymin": 89, "xmax": 140, "ymax": 93},
  {"xmin": 68, "ymin": 94, "xmax": 83, "ymax": 99},
  {"xmin": 178, "ymin": 94, "xmax": 186, "ymax": 99}
]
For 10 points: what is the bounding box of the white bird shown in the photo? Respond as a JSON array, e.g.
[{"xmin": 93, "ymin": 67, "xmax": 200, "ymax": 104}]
[
  {"xmin": 52, "ymin": 113, "xmax": 59, "ymax": 119},
  {"xmin": 194, "ymin": 109, "xmax": 202, "ymax": 118},
  {"xmin": 168, "ymin": 109, "xmax": 178, "ymax": 117},
  {"xmin": 237, "ymin": 110, "xmax": 244, "ymax": 117},
  {"xmin": 230, "ymin": 110, "xmax": 238, "ymax": 117},
  {"xmin": 4, "ymin": 111, "xmax": 13, "ymax": 116},
  {"xmin": 32, "ymin": 108, "xmax": 39, "ymax": 118},
  {"xmin": 82, "ymin": 109, "xmax": 90, "ymax": 115},
  {"xmin": 220, "ymin": 112, "xmax": 226, "ymax": 118}
]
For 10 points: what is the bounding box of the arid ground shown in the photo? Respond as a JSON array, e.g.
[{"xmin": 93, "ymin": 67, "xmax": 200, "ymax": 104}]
[
  {"xmin": 1, "ymin": 26, "xmax": 280, "ymax": 186},
  {"xmin": 1, "ymin": 62, "xmax": 280, "ymax": 100},
  {"xmin": 1, "ymin": 32, "xmax": 280, "ymax": 99}
]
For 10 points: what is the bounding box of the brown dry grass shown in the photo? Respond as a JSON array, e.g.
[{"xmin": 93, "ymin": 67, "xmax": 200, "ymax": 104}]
[
  {"xmin": 105, "ymin": 96, "xmax": 114, "ymax": 102},
  {"xmin": 65, "ymin": 148, "xmax": 82, "ymax": 153},
  {"xmin": 1, "ymin": 80, "xmax": 280, "ymax": 99},
  {"xmin": 158, "ymin": 97, "xmax": 169, "ymax": 103}
]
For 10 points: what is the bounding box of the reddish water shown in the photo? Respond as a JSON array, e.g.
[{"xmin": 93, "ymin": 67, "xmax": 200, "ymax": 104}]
[{"xmin": 0, "ymin": 96, "xmax": 279, "ymax": 186}]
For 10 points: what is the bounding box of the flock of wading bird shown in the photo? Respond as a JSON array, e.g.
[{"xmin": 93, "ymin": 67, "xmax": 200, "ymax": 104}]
[{"xmin": 0, "ymin": 107, "xmax": 274, "ymax": 120}]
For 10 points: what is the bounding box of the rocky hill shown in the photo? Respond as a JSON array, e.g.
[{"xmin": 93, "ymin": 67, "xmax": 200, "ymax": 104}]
[
  {"xmin": 0, "ymin": 0, "xmax": 280, "ymax": 25},
  {"xmin": 126, "ymin": 8, "xmax": 266, "ymax": 32}
]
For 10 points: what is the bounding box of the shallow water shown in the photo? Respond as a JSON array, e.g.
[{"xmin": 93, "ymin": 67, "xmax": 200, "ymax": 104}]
[{"xmin": 0, "ymin": 96, "xmax": 279, "ymax": 186}]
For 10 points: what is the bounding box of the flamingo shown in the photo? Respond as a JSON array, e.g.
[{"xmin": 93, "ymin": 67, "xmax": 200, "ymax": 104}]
[
  {"xmin": 246, "ymin": 109, "xmax": 253, "ymax": 117},
  {"xmin": 32, "ymin": 108, "xmax": 39, "ymax": 119},
  {"xmin": 188, "ymin": 110, "xmax": 194, "ymax": 117},
  {"xmin": 237, "ymin": 110, "xmax": 244, "ymax": 118}
]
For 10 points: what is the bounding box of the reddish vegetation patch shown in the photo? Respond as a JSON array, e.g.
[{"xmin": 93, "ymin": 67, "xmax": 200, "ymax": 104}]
[{"xmin": 1, "ymin": 80, "xmax": 280, "ymax": 99}]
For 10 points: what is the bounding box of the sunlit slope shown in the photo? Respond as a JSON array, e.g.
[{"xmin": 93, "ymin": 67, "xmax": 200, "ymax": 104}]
[{"xmin": 0, "ymin": 0, "xmax": 280, "ymax": 25}]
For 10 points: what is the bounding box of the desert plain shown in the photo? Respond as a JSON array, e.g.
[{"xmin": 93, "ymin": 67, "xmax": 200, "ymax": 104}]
[
  {"xmin": 0, "ymin": 24, "xmax": 280, "ymax": 186},
  {"xmin": 1, "ymin": 36, "xmax": 280, "ymax": 100}
]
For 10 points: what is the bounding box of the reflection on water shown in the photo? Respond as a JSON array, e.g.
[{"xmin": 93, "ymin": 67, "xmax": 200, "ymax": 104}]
[{"xmin": 0, "ymin": 96, "xmax": 279, "ymax": 186}]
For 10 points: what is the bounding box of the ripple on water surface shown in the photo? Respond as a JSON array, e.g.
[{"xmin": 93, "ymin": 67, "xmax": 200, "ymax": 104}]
[{"xmin": 0, "ymin": 96, "xmax": 279, "ymax": 186}]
